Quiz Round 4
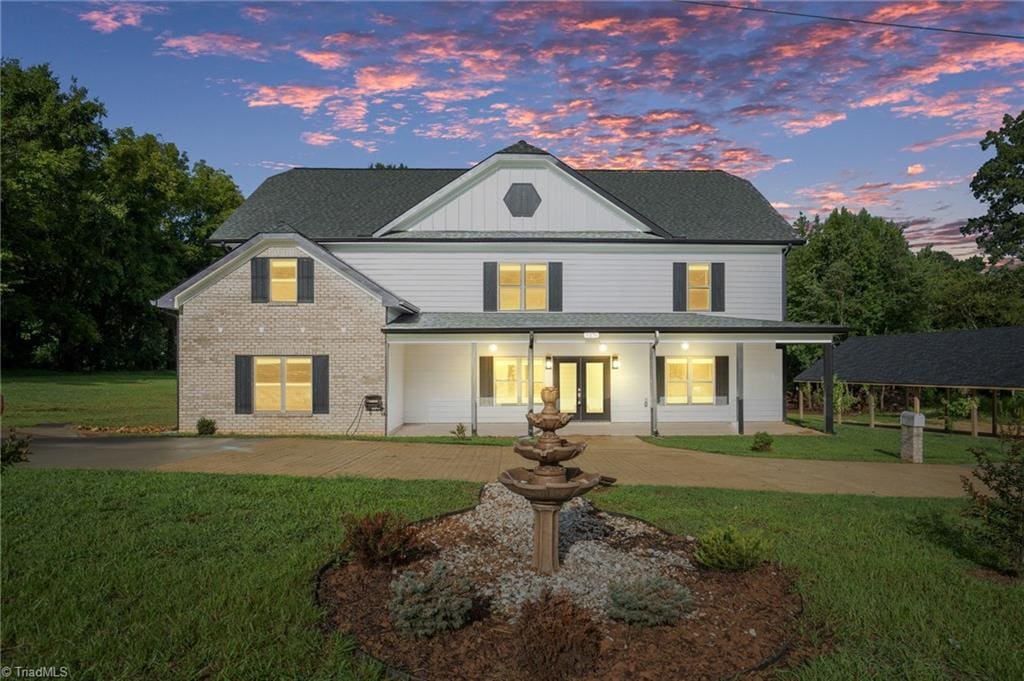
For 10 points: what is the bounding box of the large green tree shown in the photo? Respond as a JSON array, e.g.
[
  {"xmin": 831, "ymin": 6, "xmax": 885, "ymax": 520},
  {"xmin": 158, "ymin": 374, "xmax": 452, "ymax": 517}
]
[
  {"xmin": 962, "ymin": 110, "xmax": 1024, "ymax": 262},
  {"xmin": 1, "ymin": 60, "xmax": 242, "ymax": 370}
]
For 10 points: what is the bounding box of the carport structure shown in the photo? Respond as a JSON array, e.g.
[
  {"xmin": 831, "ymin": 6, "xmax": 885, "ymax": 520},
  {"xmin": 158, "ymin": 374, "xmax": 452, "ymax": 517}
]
[{"xmin": 795, "ymin": 327, "xmax": 1024, "ymax": 435}]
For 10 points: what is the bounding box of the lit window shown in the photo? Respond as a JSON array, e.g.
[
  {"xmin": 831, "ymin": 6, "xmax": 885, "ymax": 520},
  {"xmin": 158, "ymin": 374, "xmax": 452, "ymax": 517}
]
[
  {"xmin": 688, "ymin": 264, "xmax": 710, "ymax": 311},
  {"xmin": 254, "ymin": 356, "xmax": 312, "ymax": 412},
  {"xmin": 493, "ymin": 357, "xmax": 546, "ymax": 404},
  {"xmin": 664, "ymin": 357, "xmax": 715, "ymax": 405},
  {"xmin": 270, "ymin": 258, "xmax": 298, "ymax": 303},
  {"xmin": 498, "ymin": 263, "xmax": 547, "ymax": 311}
]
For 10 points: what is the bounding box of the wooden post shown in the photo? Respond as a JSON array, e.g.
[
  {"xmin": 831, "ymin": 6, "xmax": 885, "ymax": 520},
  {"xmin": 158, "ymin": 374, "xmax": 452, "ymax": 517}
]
[
  {"xmin": 971, "ymin": 390, "xmax": 978, "ymax": 437},
  {"xmin": 823, "ymin": 344, "xmax": 834, "ymax": 435},
  {"xmin": 993, "ymin": 389, "xmax": 999, "ymax": 435},
  {"xmin": 798, "ymin": 386, "xmax": 804, "ymax": 419},
  {"xmin": 879, "ymin": 385, "xmax": 886, "ymax": 412},
  {"xmin": 868, "ymin": 389, "xmax": 875, "ymax": 428},
  {"xmin": 913, "ymin": 392, "xmax": 920, "ymax": 414},
  {"xmin": 944, "ymin": 387, "xmax": 952, "ymax": 433}
]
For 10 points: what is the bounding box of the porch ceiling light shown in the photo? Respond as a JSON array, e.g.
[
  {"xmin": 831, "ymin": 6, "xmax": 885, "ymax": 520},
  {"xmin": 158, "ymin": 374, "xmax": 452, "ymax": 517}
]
[
  {"xmin": 681, "ymin": 342, "xmax": 690, "ymax": 350},
  {"xmin": 599, "ymin": 343, "xmax": 608, "ymax": 352},
  {"xmin": 545, "ymin": 356, "xmax": 553, "ymax": 369},
  {"xmin": 488, "ymin": 343, "xmax": 498, "ymax": 352},
  {"xmin": 612, "ymin": 355, "xmax": 620, "ymax": 370}
]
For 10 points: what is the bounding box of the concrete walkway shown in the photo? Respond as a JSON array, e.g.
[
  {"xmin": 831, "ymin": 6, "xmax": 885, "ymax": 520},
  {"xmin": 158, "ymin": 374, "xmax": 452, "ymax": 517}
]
[{"xmin": 23, "ymin": 434, "xmax": 972, "ymax": 498}]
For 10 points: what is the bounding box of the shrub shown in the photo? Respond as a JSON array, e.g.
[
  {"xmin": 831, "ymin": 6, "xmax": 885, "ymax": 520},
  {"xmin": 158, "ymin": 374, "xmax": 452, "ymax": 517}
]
[
  {"xmin": 388, "ymin": 562, "xmax": 474, "ymax": 638},
  {"xmin": 450, "ymin": 422, "xmax": 468, "ymax": 440},
  {"xmin": 342, "ymin": 512, "xmax": 422, "ymax": 568},
  {"xmin": 1, "ymin": 429, "xmax": 31, "ymax": 469},
  {"xmin": 196, "ymin": 417, "xmax": 217, "ymax": 436},
  {"xmin": 513, "ymin": 590, "xmax": 601, "ymax": 681},
  {"xmin": 751, "ymin": 431, "xmax": 773, "ymax": 452},
  {"xmin": 961, "ymin": 437, "xmax": 1024, "ymax": 575},
  {"xmin": 606, "ymin": 575, "xmax": 693, "ymax": 626},
  {"xmin": 695, "ymin": 526, "xmax": 770, "ymax": 571}
]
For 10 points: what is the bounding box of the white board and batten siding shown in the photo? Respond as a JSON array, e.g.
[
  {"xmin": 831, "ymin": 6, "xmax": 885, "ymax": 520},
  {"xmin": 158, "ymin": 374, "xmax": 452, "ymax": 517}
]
[
  {"xmin": 401, "ymin": 165, "xmax": 642, "ymax": 233},
  {"xmin": 329, "ymin": 245, "xmax": 785, "ymax": 321}
]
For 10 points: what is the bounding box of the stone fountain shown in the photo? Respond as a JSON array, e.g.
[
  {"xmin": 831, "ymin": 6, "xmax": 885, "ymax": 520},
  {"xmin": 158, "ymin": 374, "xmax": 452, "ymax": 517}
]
[{"xmin": 498, "ymin": 386, "xmax": 601, "ymax": 574}]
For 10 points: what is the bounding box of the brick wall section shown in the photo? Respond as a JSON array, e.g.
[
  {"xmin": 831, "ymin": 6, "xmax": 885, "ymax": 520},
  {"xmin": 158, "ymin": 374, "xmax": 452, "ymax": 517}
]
[{"xmin": 179, "ymin": 245, "xmax": 386, "ymax": 435}]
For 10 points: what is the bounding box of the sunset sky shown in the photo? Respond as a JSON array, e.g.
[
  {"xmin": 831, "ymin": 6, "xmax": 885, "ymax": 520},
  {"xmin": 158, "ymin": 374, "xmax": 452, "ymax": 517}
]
[{"xmin": 3, "ymin": 1, "xmax": 1022, "ymax": 256}]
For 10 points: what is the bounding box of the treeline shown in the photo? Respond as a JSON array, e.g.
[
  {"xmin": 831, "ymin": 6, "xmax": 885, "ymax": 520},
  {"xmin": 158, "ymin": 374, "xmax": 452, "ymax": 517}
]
[
  {"xmin": 785, "ymin": 208, "xmax": 1024, "ymax": 374},
  {"xmin": 1, "ymin": 60, "xmax": 242, "ymax": 370}
]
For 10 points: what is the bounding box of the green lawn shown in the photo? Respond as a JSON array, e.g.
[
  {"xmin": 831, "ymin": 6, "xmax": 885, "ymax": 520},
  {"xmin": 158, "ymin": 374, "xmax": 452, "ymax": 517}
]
[
  {"xmin": 2, "ymin": 370, "xmax": 177, "ymax": 429},
  {"xmin": 643, "ymin": 415, "xmax": 1000, "ymax": 464},
  {"xmin": 2, "ymin": 469, "xmax": 1021, "ymax": 680}
]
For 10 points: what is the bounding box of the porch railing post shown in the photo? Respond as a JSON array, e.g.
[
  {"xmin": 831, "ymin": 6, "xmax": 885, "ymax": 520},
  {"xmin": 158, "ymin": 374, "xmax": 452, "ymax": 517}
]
[
  {"xmin": 527, "ymin": 331, "xmax": 535, "ymax": 437},
  {"xmin": 470, "ymin": 342, "xmax": 478, "ymax": 437},
  {"xmin": 736, "ymin": 342, "xmax": 745, "ymax": 435},
  {"xmin": 649, "ymin": 331, "xmax": 659, "ymax": 437}
]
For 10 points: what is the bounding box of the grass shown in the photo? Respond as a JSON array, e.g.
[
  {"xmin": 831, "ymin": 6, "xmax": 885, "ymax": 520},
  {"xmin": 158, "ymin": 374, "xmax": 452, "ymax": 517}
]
[
  {"xmin": 643, "ymin": 414, "xmax": 1001, "ymax": 464},
  {"xmin": 2, "ymin": 469, "xmax": 1021, "ymax": 680},
  {"xmin": 2, "ymin": 370, "xmax": 177, "ymax": 429}
]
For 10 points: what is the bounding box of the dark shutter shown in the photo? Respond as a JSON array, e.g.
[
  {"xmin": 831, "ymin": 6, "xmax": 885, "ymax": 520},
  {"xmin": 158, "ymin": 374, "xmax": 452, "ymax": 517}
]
[
  {"xmin": 656, "ymin": 356, "xmax": 665, "ymax": 404},
  {"xmin": 312, "ymin": 355, "xmax": 329, "ymax": 413},
  {"xmin": 251, "ymin": 258, "xmax": 269, "ymax": 303},
  {"xmin": 483, "ymin": 262, "xmax": 498, "ymax": 311},
  {"xmin": 672, "ymin": 263, "xmax": 687, "ymax": 311},
  {"xmin": 479, "ymin": 356, "xmax": 494, "ymax": 402},
  {"xmin": 715, "ymin": 355, "xmax": 729, "ymax": 405},
  {"xmin": 711, "ymin": 263, "xmax": 725, "ymax": 312},
  {"xmin": 297, "ymin": 257, "xmax": 314, "ymax": 303},
  {"xmin": 235, "ymin": 355, "xmax": 253, "ymax": 414},
  {"xmin": 548, "ymin": 262, "xmax": 562, "ymax": 311}
]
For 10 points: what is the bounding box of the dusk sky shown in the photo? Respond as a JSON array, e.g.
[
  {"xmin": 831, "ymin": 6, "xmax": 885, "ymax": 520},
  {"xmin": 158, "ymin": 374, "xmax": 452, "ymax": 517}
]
[{"xmin": 3, "ymin": 1, "xmax": 1023, "ymax": 257}]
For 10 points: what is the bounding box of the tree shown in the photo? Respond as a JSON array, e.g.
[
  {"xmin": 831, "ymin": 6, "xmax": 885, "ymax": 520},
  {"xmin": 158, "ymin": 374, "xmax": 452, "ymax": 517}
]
[
  {"xmin": 369, "ymin": 162, "xmax": 407, "ymax": 169},
  {"xmin": 962, "ymin": 110, "xmax": 1024, "ymax": 262},
  {"xmin": 0, "ymin": 59, "xmax": 241, "ymax": 370},
  {"xmin": 916, "ymin": 247, "xmax": 1024, "ymax": 330}
]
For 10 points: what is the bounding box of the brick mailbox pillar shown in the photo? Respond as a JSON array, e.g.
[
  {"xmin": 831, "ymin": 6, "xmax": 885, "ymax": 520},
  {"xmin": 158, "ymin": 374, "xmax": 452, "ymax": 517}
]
[{"xmin": 900, "ymin": 411, "xmax": 925, "ymax": 463}]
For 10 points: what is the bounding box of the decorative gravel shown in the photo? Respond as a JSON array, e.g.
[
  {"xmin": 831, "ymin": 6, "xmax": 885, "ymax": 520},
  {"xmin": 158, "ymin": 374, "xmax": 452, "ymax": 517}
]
[{"xmin": 419, "ymin": 483, "xmax": 694, "ymax": 617}]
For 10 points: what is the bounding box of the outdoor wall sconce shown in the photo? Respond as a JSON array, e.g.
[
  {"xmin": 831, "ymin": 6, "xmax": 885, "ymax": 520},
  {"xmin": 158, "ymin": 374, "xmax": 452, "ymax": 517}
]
[
  {"xmin": 545, "ymin": 356, "xmax": 553, "ymax": 369},
  {"xmin": 612, "ymin": 355, "xmax": 621, "ymax": 370},
  {"xmin": 680, "ymin": 342, "xmax": 690, "ymax": 350}
]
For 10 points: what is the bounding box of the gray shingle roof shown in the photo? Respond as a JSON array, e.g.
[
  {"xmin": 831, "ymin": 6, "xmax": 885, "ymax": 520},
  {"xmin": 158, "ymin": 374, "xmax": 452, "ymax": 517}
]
[
  {"xmin": 385, "ymin": 312, "xmax": 843, "ymax": 334},
  {"xmin": 210, "ymin": 143, "xmax": 798, "ymax": 243},
  {"xmin": 383, "ymin": 230, "xmax": 660, "ymax": 240},
  {"xmin": 794, "ymin": 327, "xmax": 1024, "ymax": 390}
]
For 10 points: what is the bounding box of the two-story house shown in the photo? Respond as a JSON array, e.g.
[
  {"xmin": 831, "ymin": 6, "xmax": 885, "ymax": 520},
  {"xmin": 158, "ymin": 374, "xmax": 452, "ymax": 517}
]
[{"xmin": 156, "ymin": 141, "xmax": 842, "ymax": 436}]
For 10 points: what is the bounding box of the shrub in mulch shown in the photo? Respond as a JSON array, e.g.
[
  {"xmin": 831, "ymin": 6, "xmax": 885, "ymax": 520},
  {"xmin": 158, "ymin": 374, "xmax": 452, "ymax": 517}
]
[
  {"xmin": 695, "ymin": 526, "xmax": 771, "ymax": 572},
  {"xmin": 751, "ymin": 431, "xmax": 774, "ymax": 452},
  {"xmin": 196, "ymin": 417, "xmax": 217, "ymax": 436},
  {"xmin": 513, "ymin": 590, "xmax": 602, "ymax": 681},
  {"xmin": 388, "ymin": 562, "xmax": 475, "ymax": 639},
  {"xmin": 1, "ymin": 429, "xmax": 31, "ymax": 469},
  {"xmin": 342, "ymin": 512, "xmax": 422, "ymax": 568},
  {"xmin": 605, "ymin": 575, "xmax": 693, "ymax": 627}
]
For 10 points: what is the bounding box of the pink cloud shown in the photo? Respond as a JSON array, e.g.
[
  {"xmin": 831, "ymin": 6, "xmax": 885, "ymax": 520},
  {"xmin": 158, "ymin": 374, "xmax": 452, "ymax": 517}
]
[
  {"xmin": 885, "ymin": 40, "xmax": 1024, "ymax": 86},
  {"xmin": 348, "ymin": 139, "xmax": 379, "ymax": 153},
  {"xmin": 782, "ymin": 111, "xmax": 847, "ymax": 135},
  {"xmin": 160, "ymin": 33, "xmax": 267, "ymax": 61},
  {"xmin": 322, "ymin": 32, "xmax": 380, "ymax": 49},
  {"xmin": 854, "ymin": 89, "xmax": 917, "ymax": 108},
  {"xmin": 296, "ymin": 50, "xmax": 347, "ymax": 70},
  {"xmin": 903, "ymin": 127, "xmax": 988, "ymax": 152},
  {"xmin": 245, "ymin": 85, "xmax": 341, "ymax": 114},
  {"xmin": 326, "ymin": 98, "xmax": 370, "ymax": 132},
  {"xmin": 79, "ymin": 2, "xmax": 165, "ymax": 33},
  {"xmin": 300, "ymin": 131, "xmax": 338, "ymax": 147},
  {"xmin": 557, "ymin": 15, "xmax": 690, "ymax": 46},
  {"xmin": 421, "ymin": 87, "xmax": 499, "ymax": 103},
  {"xmin": 354, "ymin": 65, "xmax": 423, "ymax": 94},
  {"xmin": 906, "ymin": 164, "xmax": 926, "ymax": 176},
  {"xmin": 240, "ymin": 6, "xmax": 270, "ymax": 23}
]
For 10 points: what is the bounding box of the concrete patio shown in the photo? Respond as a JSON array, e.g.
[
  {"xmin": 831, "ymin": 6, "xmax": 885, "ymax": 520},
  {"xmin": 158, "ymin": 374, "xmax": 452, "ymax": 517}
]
[
  {"xmin": 23, "ymin": 433, "xmax": 972, "ymax": 498},
  {"xmin": 393, "ymin": 421, "xmax": 818, "ymax": 437}
]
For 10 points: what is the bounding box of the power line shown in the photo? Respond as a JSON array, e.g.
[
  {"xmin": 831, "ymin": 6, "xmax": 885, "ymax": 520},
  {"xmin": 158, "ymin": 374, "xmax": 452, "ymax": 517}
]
[{"xmin": 675, "ymin": 0, "xmax": 1024, "ymax": 41}]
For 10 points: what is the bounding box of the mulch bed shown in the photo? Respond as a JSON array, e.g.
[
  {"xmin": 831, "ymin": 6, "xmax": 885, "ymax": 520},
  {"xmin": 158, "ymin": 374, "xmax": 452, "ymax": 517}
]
[{"xmin": 317, "ymin": 505, "xmax": 816, "ymax": 681}]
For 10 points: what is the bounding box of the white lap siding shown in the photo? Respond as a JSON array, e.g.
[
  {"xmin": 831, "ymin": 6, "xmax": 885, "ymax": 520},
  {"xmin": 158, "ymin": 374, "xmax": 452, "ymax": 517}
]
[
  {"xmin": 178, "ymin": 245, "xmax": 386, "ymax": 435},
  {"xmin": 329, "ymin": 244, "xmax": 785, "ymax": 321}
]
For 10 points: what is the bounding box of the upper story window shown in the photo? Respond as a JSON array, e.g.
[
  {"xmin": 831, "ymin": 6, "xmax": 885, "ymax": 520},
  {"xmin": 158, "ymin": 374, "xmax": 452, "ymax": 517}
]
[
  {"xmin": 499, "ymin": 263, "xmax": 547, "ymax": 311},
  {"xmin": 664, "ymin": 357, "xmax": 715, "ymax": 405},
  {"xmin": 254, "ymin": 356, "xmax": 312, "ymax": 412},
  {"xmin": 270, "ymin": 258, "xmax": 298, "ymax": 303},
  {"xmin": 688, "ymin": 263, "xmax": 711, "ymax": 311}
]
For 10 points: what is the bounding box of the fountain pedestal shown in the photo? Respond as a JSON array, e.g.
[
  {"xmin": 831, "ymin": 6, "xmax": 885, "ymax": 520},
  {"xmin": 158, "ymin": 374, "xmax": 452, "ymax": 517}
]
[{"xmin": 499, "ymin": 386, "xmax": 602, "ymax": 574}]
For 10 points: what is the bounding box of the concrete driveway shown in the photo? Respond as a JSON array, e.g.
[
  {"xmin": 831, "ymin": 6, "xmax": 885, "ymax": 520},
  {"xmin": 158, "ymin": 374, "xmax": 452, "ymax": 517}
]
[{"xmin": 22, "ymin": 433, "xmax": 973, "ymax": 498}]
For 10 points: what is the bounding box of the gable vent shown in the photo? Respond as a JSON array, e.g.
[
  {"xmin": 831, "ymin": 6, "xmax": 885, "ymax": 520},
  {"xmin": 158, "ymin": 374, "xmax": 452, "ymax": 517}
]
[{"xmin": 503, "ymin": 183, "xmax": 542, "ymax": 217}]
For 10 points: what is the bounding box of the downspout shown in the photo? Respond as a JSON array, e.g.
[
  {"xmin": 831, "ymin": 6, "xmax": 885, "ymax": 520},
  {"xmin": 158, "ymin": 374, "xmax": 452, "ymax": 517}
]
[
  {"xmin": 527, "ymin": 331, "xmax": 535, "ymax": 437},
  {"xmin": 649, "ymin": 330, "xmax": 660, "ymax": 437}
]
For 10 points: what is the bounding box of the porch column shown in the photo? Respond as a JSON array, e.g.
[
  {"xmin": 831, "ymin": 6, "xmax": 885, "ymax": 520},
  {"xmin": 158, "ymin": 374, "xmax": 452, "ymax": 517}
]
[
  {"xmin": 527, "ymin": 331, "xmax": 535, "ymax": 437},
  {"xmin": 736, "ymin": 342, "xmax": 744, "ymax": 435},
  {"xmin": 823, "ymin": 343, "xmax": 834, "ymax": 434},
  {"xmin": 649, "ymin": 331, "xmax": 659, "ymax": 436},
  {"xmin": 470, "ymin": 342, "xmax": 478, "ymax": 437}
]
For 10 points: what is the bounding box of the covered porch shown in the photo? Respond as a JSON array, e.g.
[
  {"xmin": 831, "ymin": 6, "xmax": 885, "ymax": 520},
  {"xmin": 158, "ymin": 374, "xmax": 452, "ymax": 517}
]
[{"xmin": 383, "ymin": 313, "xmax": 842, "ymax": 437}]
